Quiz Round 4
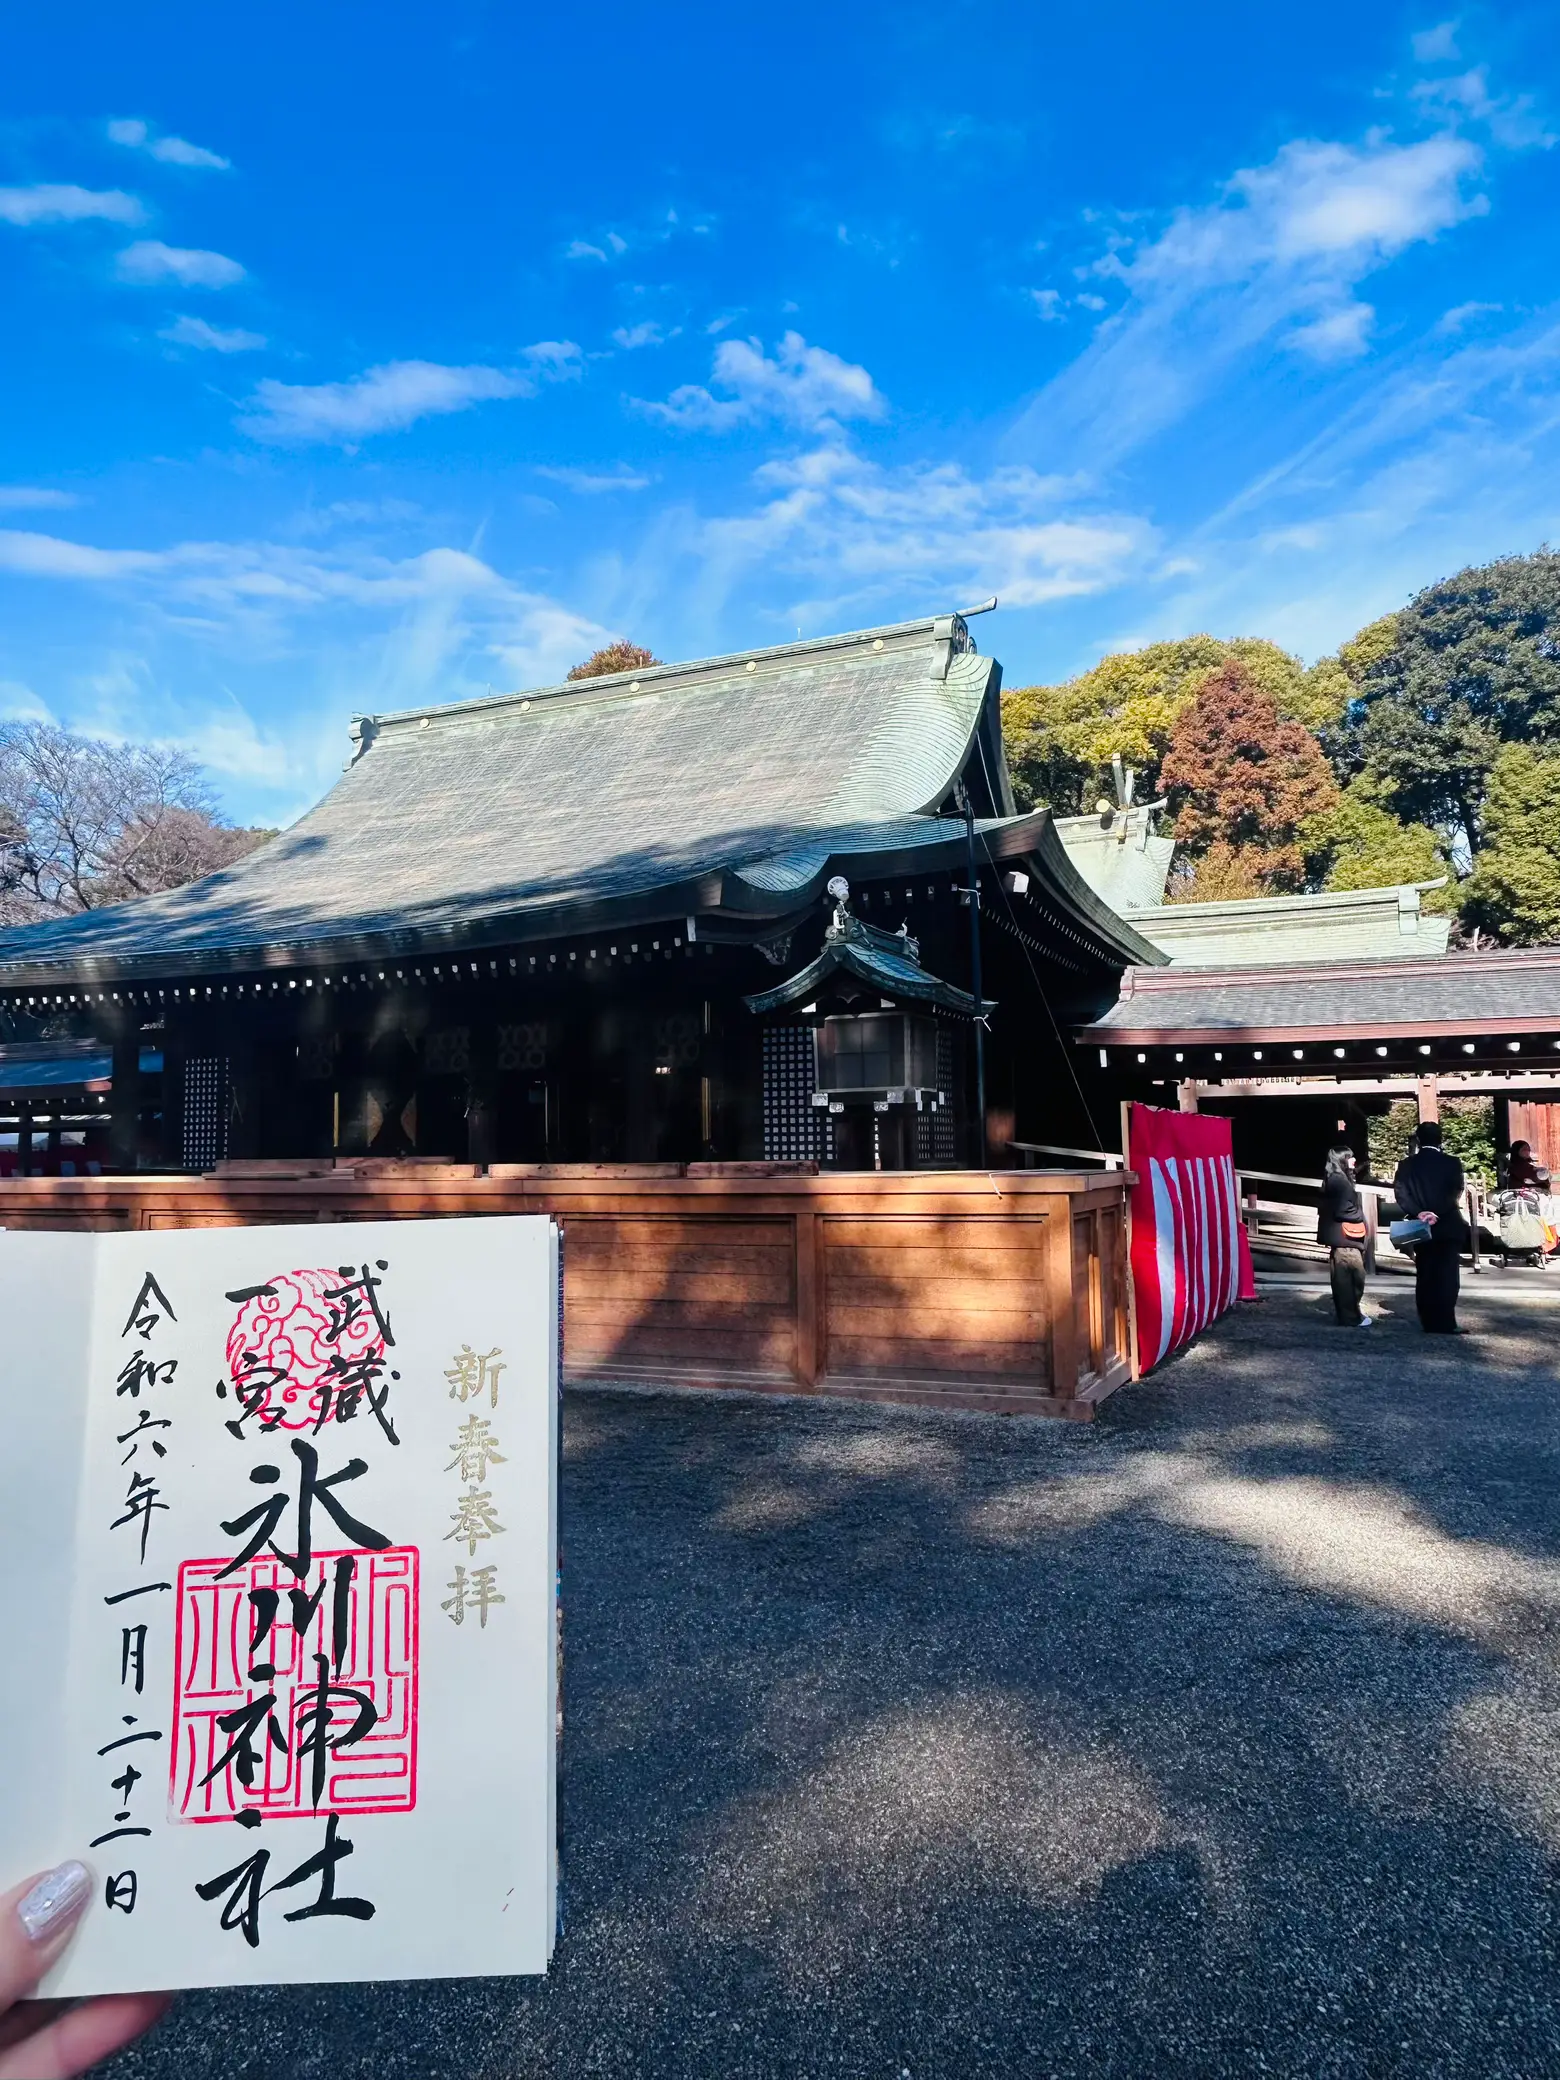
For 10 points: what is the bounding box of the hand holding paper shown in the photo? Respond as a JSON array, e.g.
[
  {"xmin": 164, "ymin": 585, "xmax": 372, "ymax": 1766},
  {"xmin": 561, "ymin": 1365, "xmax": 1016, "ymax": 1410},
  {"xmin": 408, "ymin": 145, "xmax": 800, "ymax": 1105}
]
[{"xmin": 0, "ymin": 1861, "xmax": 170, "ymax": 2078}]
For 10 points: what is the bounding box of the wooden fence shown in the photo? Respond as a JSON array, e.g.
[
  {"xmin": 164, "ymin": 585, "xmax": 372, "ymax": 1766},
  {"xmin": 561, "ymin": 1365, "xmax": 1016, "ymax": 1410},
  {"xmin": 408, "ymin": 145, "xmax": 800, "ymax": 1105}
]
[{"xmin": 0, "ymin": 1164, "xmax": 1133, "ymax": 1420}]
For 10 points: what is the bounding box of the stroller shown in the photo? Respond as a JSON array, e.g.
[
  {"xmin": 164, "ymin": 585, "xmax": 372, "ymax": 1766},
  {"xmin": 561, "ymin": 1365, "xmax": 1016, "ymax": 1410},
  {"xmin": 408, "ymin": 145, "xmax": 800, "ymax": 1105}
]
[{"xmin": 1494, "ymin": 1187, "xmax": 1552, "ymax": 1268}]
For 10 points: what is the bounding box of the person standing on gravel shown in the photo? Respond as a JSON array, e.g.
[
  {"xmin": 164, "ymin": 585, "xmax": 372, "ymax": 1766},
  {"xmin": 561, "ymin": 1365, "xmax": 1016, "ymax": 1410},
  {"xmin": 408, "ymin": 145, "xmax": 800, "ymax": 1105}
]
[
  {"xmin": 1319, "ymin": 1145, "xmax": 1372, "ymax": 1328},
  {"xmin": 1393, "ymin": 1120, "xmax": 1469, "ymax": 1334}
]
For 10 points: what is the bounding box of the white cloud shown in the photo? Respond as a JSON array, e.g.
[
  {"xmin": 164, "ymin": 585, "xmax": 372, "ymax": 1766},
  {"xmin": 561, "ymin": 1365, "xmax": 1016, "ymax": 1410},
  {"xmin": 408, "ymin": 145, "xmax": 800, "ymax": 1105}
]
[
  {"xmin": 115, "ymin": 239, "xmax": 244, "ymax": 286},
  {"xmin": 1010, "ymin": 126, "xmax": 1495, "ymax": 475},
  {"xmin": 612, "ymin": 321, "xmax": 679, "ymax": 349},
  {"xmin": 642, "ymin": 331, "xmax": 886, "ymax": 432},
  {"xmin": 1413, "ymin": 67, "xmax": 1556, "ymax": 152},
  {"xmin": 1132, "ymin": 134, "xmax": 1484, "ymax": 284},
  {"xmin": 693, "ymin": 446, "xmax": 1148, "ymax": 615},
  {"xmin": 1029, "ymin": 289, "xmax": 1063, "ymax": 320},
  {"xmin": 1075, "ymin": 292, "xmax": 1107, "ymax": 311},
  {"xmin": 522, "ymin": 339, "xmax": 582, "ymax": 377},
  {"xmin": 159, "ymin": 314, "xmax": 267, "ymax": 353},
  {"xmin": 0, "ymin": 486, "xmax": 78, "ymax": 511},
  {"xmin": 1288, "ymin": 300, "xmax": 1375, "ymax": 360},
  {"xmin": 535, "ymin": 464, "xmax": 654, "ymax": 494},
  {"xmin": 1412, "ymin": 21, "xmax": 1460, "ymax": 63},
  {"xmin": 241, "ymin": 359, "xmax": 550, "ymax": 443},
  {"xmin": 0, "ymin": 531, "xmax": 159, "ymax": 580},
  {"xmin": 0, "ymin": 183, "xmax": 143, "ymax": 227},
  {"xmin": 1132, "ymin": 315, "xmax": 1560, "ymax": 661},
  {"xmin": 565, "ymin": 230, "xmax": 627, "ymax": 261},
  {"xmin": 107, "ymin": 117, "xmax": 230, "ymax": 170},
  {"xmin": 1435, "ymin": 299, "xmax": 1503, "ymax": 333},
  {"xmin": 0, "ymin": 678, "xmax": 50, "ymax": 721}
]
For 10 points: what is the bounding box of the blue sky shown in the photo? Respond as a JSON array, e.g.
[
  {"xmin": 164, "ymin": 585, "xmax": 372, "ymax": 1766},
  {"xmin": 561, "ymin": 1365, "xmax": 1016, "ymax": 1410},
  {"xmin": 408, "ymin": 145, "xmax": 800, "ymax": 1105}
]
[{"xmin": 1, "ymin": 2, "xmax": 1558, "ymax": 827}]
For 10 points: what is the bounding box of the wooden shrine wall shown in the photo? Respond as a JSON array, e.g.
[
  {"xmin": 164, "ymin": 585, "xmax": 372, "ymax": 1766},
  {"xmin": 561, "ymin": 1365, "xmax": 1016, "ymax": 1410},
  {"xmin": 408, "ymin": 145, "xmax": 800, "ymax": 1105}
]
[
  {"xmin": 0, "ymin": 1165, "xmax": 1133, "ymax": 1420},
  {"xmin": 1507, "ymin": 1102, "xmax": 1560, "ymax": 1180}
]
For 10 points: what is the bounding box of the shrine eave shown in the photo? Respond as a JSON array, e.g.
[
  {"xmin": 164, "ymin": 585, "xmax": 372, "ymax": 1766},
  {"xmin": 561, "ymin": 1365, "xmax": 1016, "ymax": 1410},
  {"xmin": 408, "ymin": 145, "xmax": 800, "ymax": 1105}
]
[{"xmin": 0, "ymin": 809, "xmax": 1162, "ymax": 994}]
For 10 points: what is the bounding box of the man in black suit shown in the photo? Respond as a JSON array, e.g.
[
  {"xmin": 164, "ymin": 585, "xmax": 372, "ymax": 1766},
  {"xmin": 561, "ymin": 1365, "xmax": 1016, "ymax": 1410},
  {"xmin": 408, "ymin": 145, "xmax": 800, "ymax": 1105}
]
[{"xmin": 1393, "ymin": 1121, "xmax": 1469, "ymax": 1334}]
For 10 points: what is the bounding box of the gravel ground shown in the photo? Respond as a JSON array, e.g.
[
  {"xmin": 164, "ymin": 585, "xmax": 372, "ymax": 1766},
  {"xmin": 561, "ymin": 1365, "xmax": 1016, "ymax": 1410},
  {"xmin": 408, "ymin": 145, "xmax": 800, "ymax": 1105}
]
[{"xmin": 102, "ymin": 1281, "xmax": 1560, "ymax": 2079}]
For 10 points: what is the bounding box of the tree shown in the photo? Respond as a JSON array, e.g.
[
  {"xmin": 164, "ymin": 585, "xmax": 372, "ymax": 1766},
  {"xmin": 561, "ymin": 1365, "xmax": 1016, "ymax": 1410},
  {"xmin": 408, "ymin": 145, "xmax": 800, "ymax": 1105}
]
[
  {"xmin": 1459, "ymin": 743, "xmax": 1560, "ymax": 945},
  {"xmin": 1002, "ymin": 635, "xmax": 1348, "ymax": 813},
  {"xmin": 566, "ymin": 641, "xmax": 663, "ymax": 682},
  {"xmin": 0, "ymin": 723, "xmax": 271, "ymax": 926},
  {"xmin": 1303, "ymin": 777, "xmax": 1451, "ymax": 904},
  {"xmin": 1160, "ymin": 661, "xmax": 1338, "ymax": 897},
  {"xmin": 1332, "ymin": 550, "xmax": 1560, "ymax": 856}
]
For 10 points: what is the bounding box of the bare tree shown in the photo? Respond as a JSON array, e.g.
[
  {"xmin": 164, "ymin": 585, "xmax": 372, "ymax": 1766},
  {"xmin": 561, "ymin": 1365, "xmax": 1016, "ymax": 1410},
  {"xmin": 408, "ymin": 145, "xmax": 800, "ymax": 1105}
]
[{"xmin": 0, "ymin": 723, "xmax": 272, "ymax": 926}]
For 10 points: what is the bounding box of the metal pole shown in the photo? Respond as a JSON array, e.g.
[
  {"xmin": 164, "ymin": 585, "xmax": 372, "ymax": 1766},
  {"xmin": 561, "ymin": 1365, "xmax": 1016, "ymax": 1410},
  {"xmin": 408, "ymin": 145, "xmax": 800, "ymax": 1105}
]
[{"xmin": 960, "ymin": 784, "xmax": 988, "ymax": 1169}]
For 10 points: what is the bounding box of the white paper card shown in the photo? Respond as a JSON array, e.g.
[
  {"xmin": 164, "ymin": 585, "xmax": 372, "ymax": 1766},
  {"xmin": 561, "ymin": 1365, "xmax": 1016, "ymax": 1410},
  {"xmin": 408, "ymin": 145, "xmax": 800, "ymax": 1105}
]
[{"xmin": 0, "ymin": 1216, "xmax": 558, "ymax": 1992}]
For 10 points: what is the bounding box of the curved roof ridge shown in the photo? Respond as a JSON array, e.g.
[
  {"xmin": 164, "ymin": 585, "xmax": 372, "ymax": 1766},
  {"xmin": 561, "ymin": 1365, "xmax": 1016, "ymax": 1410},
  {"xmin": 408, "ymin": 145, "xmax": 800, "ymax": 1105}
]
[{"xmin": 360, "ymin": 608, "xmax": 980, "ymax": 739}]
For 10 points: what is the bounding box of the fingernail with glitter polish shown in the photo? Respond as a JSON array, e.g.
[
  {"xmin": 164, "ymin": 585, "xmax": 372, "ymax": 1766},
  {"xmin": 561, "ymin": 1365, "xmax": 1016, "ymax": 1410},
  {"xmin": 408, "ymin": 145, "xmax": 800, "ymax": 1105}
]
[{"xmin": 17, "ymin": 1862, "xmax": 92, "ymax": 1944}]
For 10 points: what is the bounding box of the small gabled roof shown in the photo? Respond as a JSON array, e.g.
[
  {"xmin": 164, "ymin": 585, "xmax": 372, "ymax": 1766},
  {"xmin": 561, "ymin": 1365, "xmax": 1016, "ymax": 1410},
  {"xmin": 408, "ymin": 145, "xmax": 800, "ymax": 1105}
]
[{"xmin": 743, "ymin": 912, "xmax": 992, "ymax": 1019}]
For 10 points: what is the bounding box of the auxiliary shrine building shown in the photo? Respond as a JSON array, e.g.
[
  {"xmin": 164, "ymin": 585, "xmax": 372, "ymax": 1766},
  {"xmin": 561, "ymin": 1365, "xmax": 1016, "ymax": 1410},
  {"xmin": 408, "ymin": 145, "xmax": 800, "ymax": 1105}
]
[{"xmin": 0, "ymin": 612, "xmax": 1159, "ymax": 1175}]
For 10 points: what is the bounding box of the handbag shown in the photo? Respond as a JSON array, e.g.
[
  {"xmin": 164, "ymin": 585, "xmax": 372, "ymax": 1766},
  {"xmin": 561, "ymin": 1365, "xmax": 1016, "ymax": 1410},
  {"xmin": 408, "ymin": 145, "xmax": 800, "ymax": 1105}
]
[
  {"xmin": 1390, "ymin": 1217, "xmax": 1433, "ymax": 1249},
  {"xmin": 1341, "ymin": 1218, "xmax": 1368, "ymax": 1241}
]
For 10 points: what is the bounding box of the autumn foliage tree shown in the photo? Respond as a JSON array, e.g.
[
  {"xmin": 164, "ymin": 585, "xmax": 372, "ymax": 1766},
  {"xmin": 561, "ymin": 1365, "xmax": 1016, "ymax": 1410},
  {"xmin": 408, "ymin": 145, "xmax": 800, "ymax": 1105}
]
[
  {"xmin": 1001, "ymin": 635, "xmax": 1351, "ymax": 814},
  {"xmin": 1160, "ymin": 662, "xmax": 1338, "ymax": 899},
  {"xmin": 566, "ymin": 640, "xmax": 662, "ymax": 682}
]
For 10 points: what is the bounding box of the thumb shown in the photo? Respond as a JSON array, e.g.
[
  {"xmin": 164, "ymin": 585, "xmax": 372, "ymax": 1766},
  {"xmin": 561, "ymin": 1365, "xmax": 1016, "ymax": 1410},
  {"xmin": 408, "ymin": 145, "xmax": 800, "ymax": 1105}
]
[{"xmin": 0, "ymin": 1864, "xmax": 92, "ymax": 2006}]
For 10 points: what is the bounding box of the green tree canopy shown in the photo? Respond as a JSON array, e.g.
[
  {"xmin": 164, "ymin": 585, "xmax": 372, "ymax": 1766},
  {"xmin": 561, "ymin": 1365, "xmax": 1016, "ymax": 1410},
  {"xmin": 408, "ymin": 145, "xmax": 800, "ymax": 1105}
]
[
  {"xmin": 1459, "ymin": 743, "xmax": 1560, "ymax": 945},
  {"xmin": 1160, "ymin": 661, "xmax": 1338, "ymax": 898},
  {"xmin": 1302, "ymin": 777, "xmax": 1451, "ymax": 905},
  {"xmin": 1002, "ymin": 635, "xmax": 1347, "ymax": 813},
  {"xmin": 1333, "ymin": 550, "xmax": 1560, "ymax": 856}
]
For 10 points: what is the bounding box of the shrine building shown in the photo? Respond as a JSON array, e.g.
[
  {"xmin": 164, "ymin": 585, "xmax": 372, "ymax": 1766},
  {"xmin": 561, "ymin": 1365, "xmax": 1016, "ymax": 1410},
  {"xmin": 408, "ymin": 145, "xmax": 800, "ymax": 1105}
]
[{"xmin": 0, "ymin": 611, "xmax": 1159, "ymax": 1175}]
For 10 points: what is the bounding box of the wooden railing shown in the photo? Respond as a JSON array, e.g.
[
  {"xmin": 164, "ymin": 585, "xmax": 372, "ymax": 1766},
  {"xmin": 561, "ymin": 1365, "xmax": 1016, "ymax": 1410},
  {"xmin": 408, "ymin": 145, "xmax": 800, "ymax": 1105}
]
[
  {"xmin": 0, "ymin": 1164, "xmax": 1135, "ymax": 1421},
  {"xmin": 1235, "ymin": 1166, "xmax": 1491, "ymax": 1271}
]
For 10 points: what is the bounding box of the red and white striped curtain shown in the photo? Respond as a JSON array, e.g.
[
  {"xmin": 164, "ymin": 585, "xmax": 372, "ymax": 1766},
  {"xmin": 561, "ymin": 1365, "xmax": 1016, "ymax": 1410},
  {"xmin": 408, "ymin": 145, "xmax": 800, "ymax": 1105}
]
[{"xmin": 1127, "ymin": 1104, "xmax": 1257, "ymax": 1372}]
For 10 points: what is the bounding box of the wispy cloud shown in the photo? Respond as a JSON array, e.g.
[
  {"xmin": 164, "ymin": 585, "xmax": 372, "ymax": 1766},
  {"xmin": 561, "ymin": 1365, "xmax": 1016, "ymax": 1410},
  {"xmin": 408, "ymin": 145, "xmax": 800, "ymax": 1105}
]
[
  {"xmin": 106, "ymin": 117, "xmax": 230, "ymax": 171},
  {"xmin": 1119, "ymin": 312, "xmax": 1560, "ymax": 661},
  {"xmin": 1412, "ymin": 66, "xmax": 1556, "ymax": 152},
  {"xmin": 240, "ymin": 346, "xmax": 578, "ymax": 443},
  {"xmin": 0, "ymin": 486, "xmax": 78, "ymax": 511},
  {"xmin": 535, "ymin": 464, "xmax": 654, "ymax": 494},
  {"xmin": 1288, "ymin": 300, "xmax": 1375, "ymax": 360},
  {"xmin": 0, "ymin": 531, "xmax": 158, "ymax": 580},
  {"xmin": 1010, "ymin": 125, "xmax": 1494, "ymax": 472},
  {"xmin": 612, "ymin": 320, "xmax": 678, "ymax": 349},
  {"xmin": 690, "ymin": 445, "xmax": 1149, "ymax": 618},
  {"xmin": 1435, "ymin": 298, "xmax": 1503, "ymax": 333},
  {"xmin": 640, "ymin": 332, "xmax": 886, "ymax": 432},
  {"xmin": 563, "ymin": 207, "xmax": 712, "ymax": 265},
  {"xmin": 566, "ymin": 232, "xmax": 627, "ymax": 262},
  {"xmin": 0, "ymin": 184, "xmax": 143, "ymax": 227},
  {"xmin": 1412, "ymin": 21, "xmax": 1460, "ymax": 64},
  {"xmin": 115, "ymin": 239, "xmax": 244, "ymax": 286},
  {"xmin": 159, "ymin": 314, "xmax": 267, "ymax": 352},
  {"xmin": 0, "ymin": 678, "xmax": 50, "ymax": 722}
]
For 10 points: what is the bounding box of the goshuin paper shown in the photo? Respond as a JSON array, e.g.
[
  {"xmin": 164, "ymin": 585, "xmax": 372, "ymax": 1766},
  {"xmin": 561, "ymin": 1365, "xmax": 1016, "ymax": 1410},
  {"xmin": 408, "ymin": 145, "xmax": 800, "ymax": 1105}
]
[{"xmin": 0, "ymin": 1215, "xmax": 558, "ymax": 1993}]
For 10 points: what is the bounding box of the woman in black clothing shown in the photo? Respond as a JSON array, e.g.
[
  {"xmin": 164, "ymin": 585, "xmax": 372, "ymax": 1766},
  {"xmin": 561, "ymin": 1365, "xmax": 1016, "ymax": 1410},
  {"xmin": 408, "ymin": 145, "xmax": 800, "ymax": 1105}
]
[{"xmin": 1319, "ymin": 1145, "xmax": 1372, "ymax": 1328}]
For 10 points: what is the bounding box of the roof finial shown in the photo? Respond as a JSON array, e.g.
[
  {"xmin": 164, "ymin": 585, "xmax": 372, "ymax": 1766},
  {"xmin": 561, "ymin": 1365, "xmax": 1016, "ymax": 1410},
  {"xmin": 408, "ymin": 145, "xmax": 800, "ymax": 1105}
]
[{"xmin": 826, "ymin": 874, "xmax": 851, "ymax": 936}]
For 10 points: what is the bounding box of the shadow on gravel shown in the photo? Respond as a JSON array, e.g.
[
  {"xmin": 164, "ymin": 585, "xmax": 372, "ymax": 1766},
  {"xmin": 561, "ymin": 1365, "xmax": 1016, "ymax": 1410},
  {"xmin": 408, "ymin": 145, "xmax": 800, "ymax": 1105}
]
[{"xmin": 102, "ymin": 1289, "xmax": 1560, "ymax": 2080}]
